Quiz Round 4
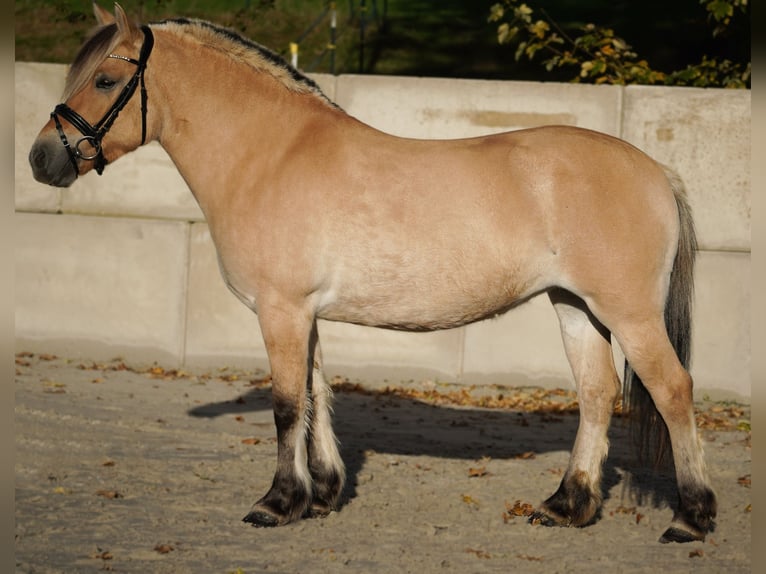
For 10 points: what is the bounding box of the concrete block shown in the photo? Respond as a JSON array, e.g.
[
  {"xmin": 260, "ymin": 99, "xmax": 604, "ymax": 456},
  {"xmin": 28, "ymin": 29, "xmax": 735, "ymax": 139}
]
[
  {"xmin": 692, "ymin": 250, "xmax": 750, "ymax": 399},
  {"xmin": 461, "ymin": 295, "xmax": 572, "ymax": 388},
  {"xmin": 335, "ymin": 75, "xmax": 622, "ymax": 138},
  {"xmin": 621, "ymin": 86, "xmax": 750, "ymax": 252},
  {"xmin": 184, "ymin": 223, "xmax": 269, "ymax": 369},
  {"xmin": 15, "ymin": 213, "xmax": 190, "ymax": 364}
]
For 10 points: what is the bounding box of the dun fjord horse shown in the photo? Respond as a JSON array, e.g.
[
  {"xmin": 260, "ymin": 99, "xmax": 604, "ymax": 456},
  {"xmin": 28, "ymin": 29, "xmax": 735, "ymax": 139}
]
[{"xmin": 30, "ymin": 4, "xmax": 716, "ymax": 543}]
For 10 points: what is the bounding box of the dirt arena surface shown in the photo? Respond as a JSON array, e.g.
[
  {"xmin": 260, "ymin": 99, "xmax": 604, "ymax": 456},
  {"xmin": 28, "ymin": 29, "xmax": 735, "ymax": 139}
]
[{"xmin": 15, "ymin": 352, "xmax": 751, "ymax": 573}]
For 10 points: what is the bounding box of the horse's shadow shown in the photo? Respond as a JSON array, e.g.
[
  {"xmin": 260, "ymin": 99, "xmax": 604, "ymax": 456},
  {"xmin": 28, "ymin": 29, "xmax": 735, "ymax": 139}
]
[{"xmin": 188, "ymin": 382, "xmax": 677, "ymax": 516}]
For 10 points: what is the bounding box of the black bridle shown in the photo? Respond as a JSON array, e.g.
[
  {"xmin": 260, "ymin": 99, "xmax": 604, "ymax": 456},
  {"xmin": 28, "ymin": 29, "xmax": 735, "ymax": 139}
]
[{"xmin": 51, "ymin": 25, "xmax": 154, "ymax": 177}]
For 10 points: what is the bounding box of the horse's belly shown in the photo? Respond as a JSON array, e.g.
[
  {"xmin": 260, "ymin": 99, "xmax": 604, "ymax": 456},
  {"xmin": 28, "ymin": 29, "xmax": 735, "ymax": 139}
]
[{"xmin": 316, "ymin": 262, "xmax": 545, "ymax": 331}]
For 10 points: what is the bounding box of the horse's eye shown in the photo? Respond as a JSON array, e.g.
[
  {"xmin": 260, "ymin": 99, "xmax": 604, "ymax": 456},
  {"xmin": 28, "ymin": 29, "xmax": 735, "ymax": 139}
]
[{"xmin": 95, "ymin": 76, "xmax": 117, "ymax": 91}]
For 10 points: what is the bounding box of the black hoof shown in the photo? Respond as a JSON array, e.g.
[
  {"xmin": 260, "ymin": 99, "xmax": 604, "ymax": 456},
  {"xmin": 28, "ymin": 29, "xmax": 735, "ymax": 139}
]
[
  {"xmin": 533, "ymin": 470, "xmax": 600, "ymax": 528},
  {"xmin": 307, "ymin": 504, "xmax": 334, "ymax": 519},
  {"xmin": 659, "ymin": 526, "xmax": 705, "ymax": 544},
  {"xmin": 528, "ymin": 510, "xmax": 571, "ymax": 528},
  {"xmin": 242, "ymin": 510, "xmax": 281, "ymax": 528}
]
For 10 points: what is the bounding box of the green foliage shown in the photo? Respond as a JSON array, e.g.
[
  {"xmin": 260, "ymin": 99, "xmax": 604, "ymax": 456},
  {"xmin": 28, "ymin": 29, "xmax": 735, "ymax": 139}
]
[{"xmin": 488, "ymin": 0, "xmax": 750, "ymax": 88}]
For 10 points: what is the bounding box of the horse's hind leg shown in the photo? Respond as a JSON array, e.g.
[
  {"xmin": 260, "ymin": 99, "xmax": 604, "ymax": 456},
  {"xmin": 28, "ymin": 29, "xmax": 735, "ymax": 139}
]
[
  {"xmin": 306, "ymin": 323, "xmax": 346, "ymax": 517},
  {"xmin": 531, "ymin": 289, "xmax": 621, "ymax": 527},
  {"xmin": 613, "ymin": 318, "xmax": 716, "ymax": 542},
  {"xmin": 243, "ymin": 300, "xmax": 314, "ymax": 527}
]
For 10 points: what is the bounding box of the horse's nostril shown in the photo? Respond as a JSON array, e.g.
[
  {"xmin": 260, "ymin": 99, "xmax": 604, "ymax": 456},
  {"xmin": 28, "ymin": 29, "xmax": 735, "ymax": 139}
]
[{"xmin": 30, "ymin": 145, "xmax": 47, "ymax": 170}]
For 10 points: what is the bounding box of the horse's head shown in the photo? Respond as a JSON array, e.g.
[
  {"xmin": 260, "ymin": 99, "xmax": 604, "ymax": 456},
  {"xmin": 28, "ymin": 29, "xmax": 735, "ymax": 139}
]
[{"xmin": 29, "ymin": 3, "xmax": 154, "ymax": 187}]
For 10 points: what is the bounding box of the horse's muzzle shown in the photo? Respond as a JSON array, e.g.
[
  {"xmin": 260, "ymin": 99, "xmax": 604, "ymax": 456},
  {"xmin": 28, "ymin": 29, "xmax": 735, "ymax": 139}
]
[{"xmin": 29, "ymin": 137, "xmax": 78, "ymax": 188}]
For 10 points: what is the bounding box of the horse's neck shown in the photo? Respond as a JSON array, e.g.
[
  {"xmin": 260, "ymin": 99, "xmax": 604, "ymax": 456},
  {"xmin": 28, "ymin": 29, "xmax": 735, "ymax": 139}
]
[{"xmin": 150, "ymin": 32, "xmax": 340, "ymax": 217}]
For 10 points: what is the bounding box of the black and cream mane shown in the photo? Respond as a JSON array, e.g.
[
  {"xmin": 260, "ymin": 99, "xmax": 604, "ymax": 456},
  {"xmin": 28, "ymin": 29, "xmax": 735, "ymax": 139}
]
[{"xmin": 65, "ymin": 16, "xmax": 335, "ymax": 107}]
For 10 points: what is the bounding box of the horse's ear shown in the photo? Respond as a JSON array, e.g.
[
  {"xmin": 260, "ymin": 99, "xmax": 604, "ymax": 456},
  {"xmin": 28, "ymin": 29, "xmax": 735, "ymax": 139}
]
[
  {"xmin": 113, "ymin": 3, "xmax": 142, "ymax": 42},
  {"xmin": 93, "ymin": 2, "xmax": 115, "ymax": 26}
]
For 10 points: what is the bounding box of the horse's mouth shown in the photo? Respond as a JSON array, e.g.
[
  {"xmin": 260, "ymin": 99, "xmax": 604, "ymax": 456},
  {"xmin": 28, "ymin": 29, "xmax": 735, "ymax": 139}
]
[{"xmin": 29, "ymin": 140, "xmax": 78, "ymax": 188}]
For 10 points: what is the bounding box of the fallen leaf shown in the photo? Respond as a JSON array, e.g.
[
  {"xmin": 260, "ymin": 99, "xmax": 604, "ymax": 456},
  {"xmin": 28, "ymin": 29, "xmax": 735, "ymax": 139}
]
[
  {"xmin": 513, "ymin": 451, "xmax": 536, "ymax": 460},
  {"xmin": 96, "ymin": 490, "xmax": 122, "ymax": 499},
  {"xmin": 468, "ymin": 466, "xmax": 487, "ymax": 478},
  {"xmin": 102, "ymin": 460, "xmax": 116, "ymax": 467},
  {"xmin": 241, "ymin": 438, "xmax": 261, "ymax": 445},
  {"xmin": 249, "ymin": 376, "xmax": 272, "ymax": 388},
  {"xmin": 689, "ymin": 549, "xmax": 704, "ymax": 558},
  {"xmin": 737, "ymin": 474, "xmax": 751, "ymax": 488},
  {"xmin": 504, "ymin": 499, "xmax": 535, "ymax": 517},
  {"xmin": 234, "ymin": 415, "xmax": 245, "ymax": 422},
  {"xmin": 464, "ymin": 547, "xmax": 491, "ymax": 559},
  {"xmin": 154, "ymin": 544, "xmax": 174, "ymax": 554},
  {"xmin": 90, "ymin": 550, "xmax": 113, "ymax": 560}
]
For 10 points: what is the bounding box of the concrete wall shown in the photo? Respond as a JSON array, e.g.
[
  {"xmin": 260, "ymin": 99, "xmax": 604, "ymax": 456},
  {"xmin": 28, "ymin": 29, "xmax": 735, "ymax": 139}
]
[{"xmin": 15, "ymin": 62, "xmax": 751, "ymax": 399}]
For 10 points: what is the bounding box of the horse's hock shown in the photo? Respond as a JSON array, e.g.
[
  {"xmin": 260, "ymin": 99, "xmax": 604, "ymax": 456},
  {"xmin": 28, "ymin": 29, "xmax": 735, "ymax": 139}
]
[{"xmin": 15, "ymin": 62, "xmax": 750, "ymax": 401}]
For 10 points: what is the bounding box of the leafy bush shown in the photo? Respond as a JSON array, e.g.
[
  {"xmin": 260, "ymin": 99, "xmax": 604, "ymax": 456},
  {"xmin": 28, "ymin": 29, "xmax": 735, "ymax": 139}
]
[{"xmin": 488, "ymin": 0, "xmax": 750, "ymax": 87}]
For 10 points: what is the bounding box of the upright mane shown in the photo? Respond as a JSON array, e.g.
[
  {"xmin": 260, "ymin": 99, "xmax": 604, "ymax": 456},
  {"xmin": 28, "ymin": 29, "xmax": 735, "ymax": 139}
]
[
  {"xmin": 63, "ymin": 16, "xmax": 336, "ymax": 108},
  {"xmin": 153, "ymin": 18, "xmax": 336, "ymax": 107}
]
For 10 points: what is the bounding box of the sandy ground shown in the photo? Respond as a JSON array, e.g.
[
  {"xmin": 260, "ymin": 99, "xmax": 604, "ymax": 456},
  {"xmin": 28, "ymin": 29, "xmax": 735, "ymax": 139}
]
[{"xmin": 15, "ymin": 352, "xmax": 751, "ymax": 573}]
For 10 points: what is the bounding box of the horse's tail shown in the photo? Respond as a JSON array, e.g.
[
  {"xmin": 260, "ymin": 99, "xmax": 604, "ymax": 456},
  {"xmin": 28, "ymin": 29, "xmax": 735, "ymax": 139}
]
[{"xmin": 623, "ymin": 166, "xmax": 697, "ymax": 470}]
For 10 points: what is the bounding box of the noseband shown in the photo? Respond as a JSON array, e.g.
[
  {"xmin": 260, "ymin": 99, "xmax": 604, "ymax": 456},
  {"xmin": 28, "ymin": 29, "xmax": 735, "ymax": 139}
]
[{"xmin": 51, "ymin": 25, "xmax": 154, "ymax": 177}]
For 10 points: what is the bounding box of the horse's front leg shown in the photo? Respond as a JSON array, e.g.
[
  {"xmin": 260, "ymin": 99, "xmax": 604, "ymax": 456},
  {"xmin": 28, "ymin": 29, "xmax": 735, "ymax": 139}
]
[{"xmin": 243, "ymin": 301, "xmax": 314, "ymax": 527}]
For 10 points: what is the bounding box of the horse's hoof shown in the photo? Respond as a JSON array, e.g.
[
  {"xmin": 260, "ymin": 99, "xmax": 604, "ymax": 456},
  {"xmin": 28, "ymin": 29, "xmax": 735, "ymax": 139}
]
[
  {"xmin": 242, "ymin": 509, "xmax": 281, "ymax": 528},
  {"xmin": 528, "ymin": 510, "xmax": 570, "ymax": 528},
  {"xmin": 659, "ymin": 526, "xmax": 705, "ymax": 544},
  {"xmin": 307, "ymin": 504, "xmax": 333, "ymax": 519}
]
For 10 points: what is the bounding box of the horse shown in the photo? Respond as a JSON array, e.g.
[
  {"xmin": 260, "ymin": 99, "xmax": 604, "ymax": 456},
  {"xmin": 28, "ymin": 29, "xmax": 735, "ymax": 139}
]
[{"xmin": 29, "ymin": 3, "xmax": 716, "ymax": 543}]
